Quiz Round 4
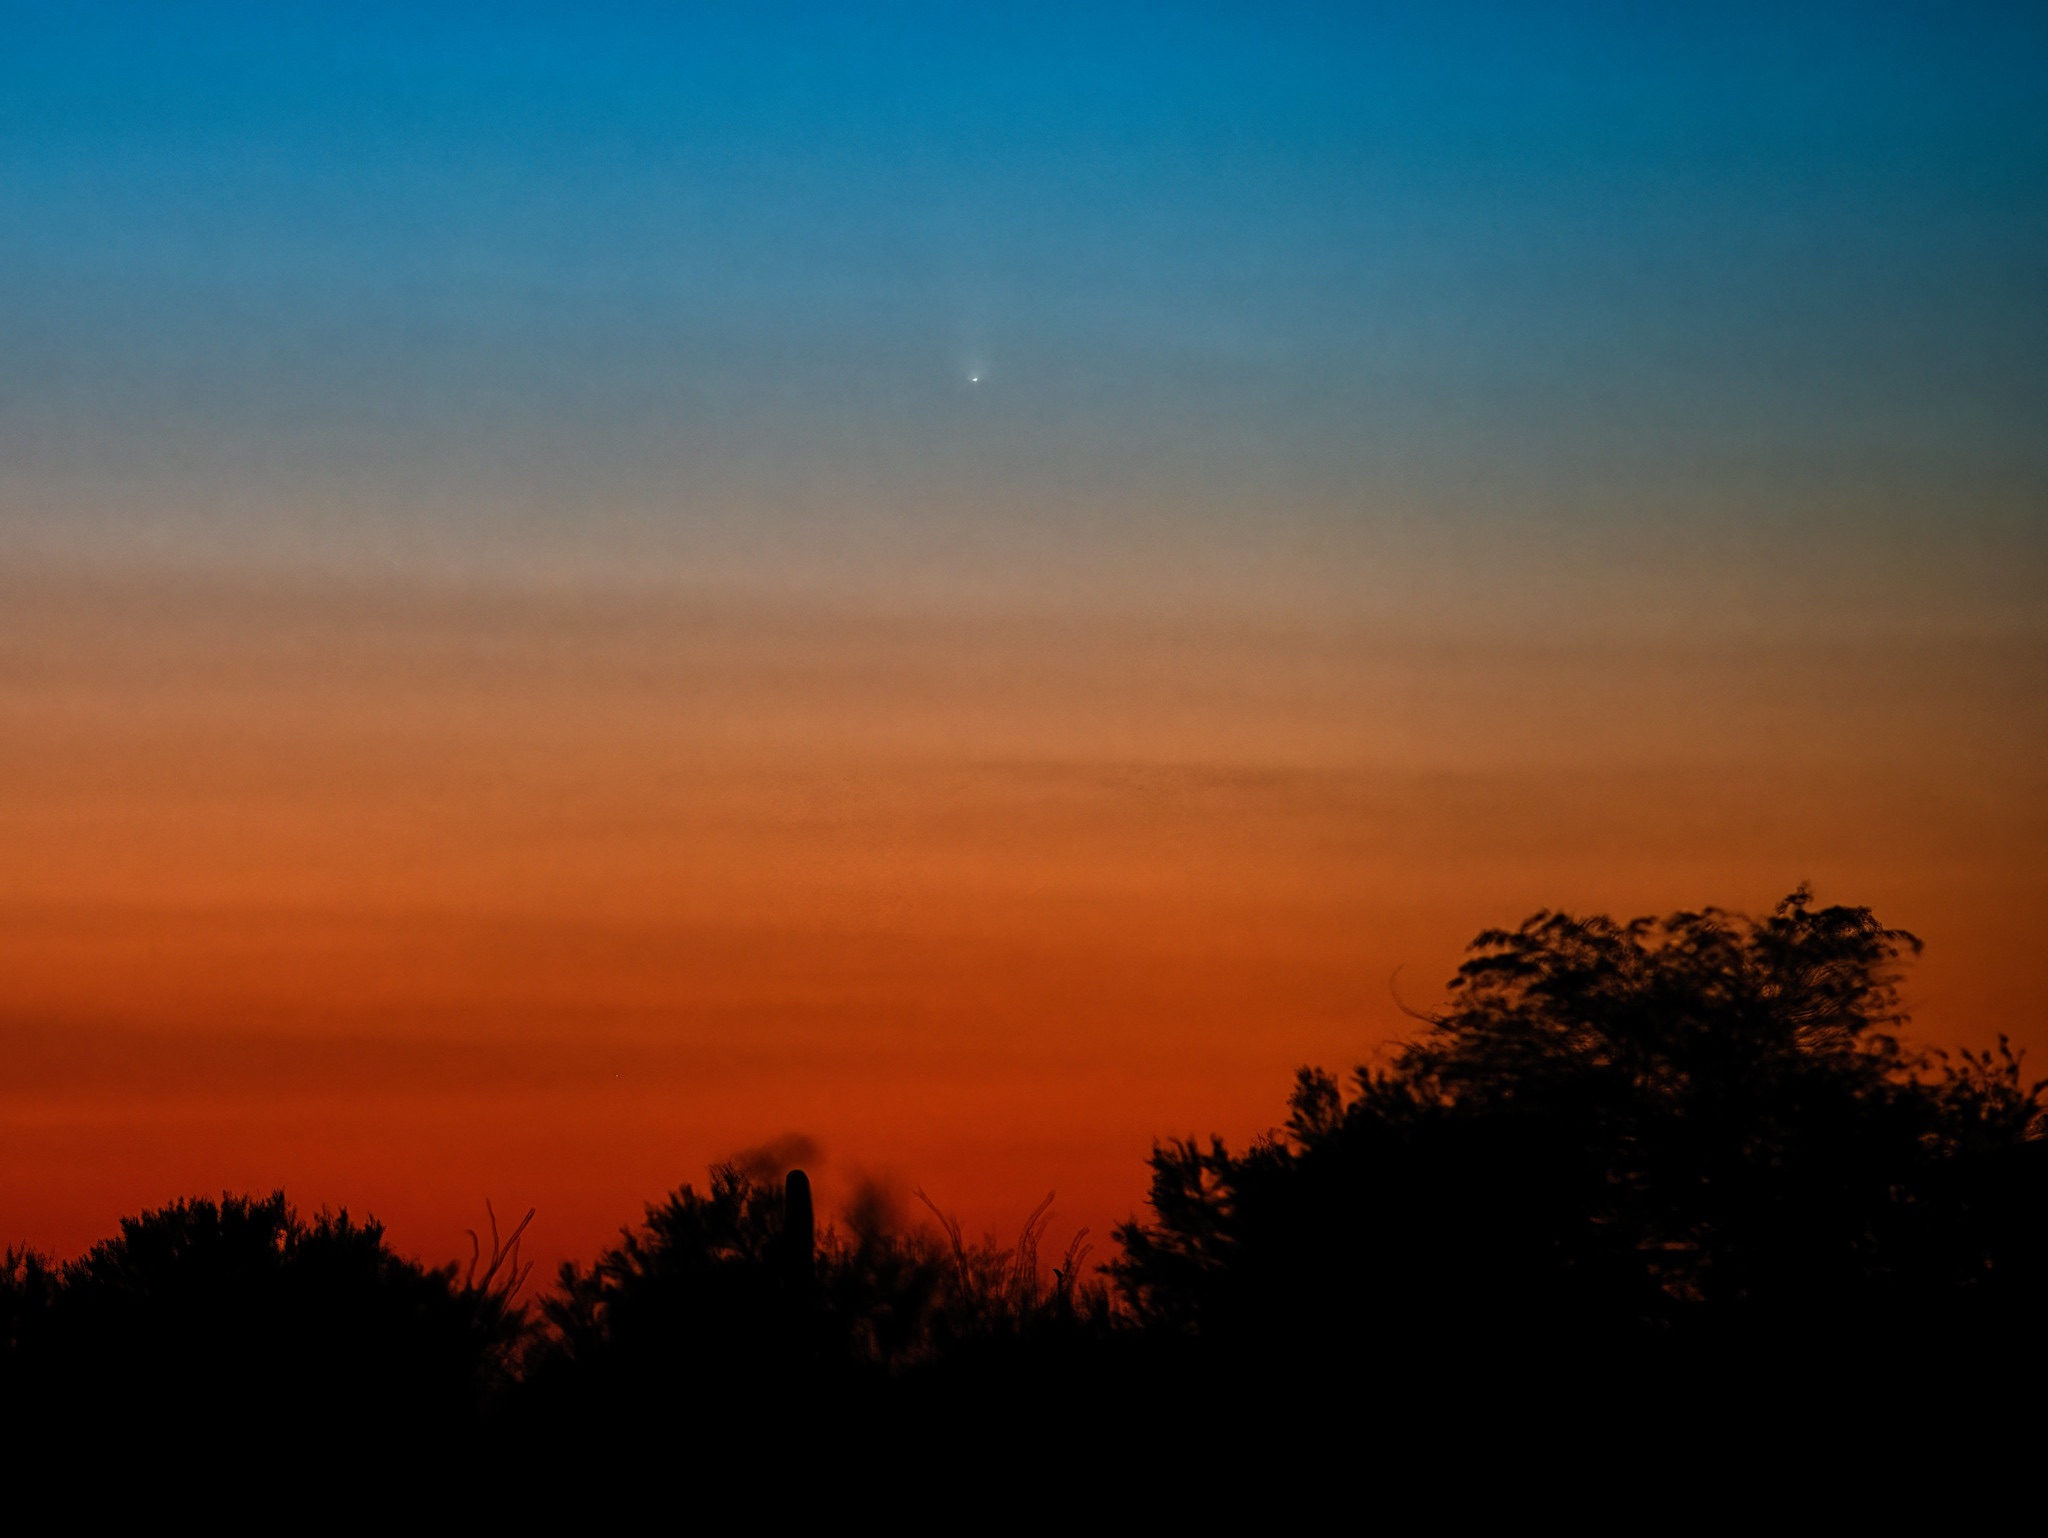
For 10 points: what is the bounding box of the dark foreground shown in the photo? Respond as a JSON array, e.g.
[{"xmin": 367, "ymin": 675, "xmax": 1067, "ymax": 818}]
[{"xmin": 5, "ymin": 893, "xmax": 2044, "ymax": 1505}]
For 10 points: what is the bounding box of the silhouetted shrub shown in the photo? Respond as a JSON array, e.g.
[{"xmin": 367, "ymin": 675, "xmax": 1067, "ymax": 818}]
[
  {"xmin": 523, "ymin": 1163, "xmax": 1110, "ymax": 1411},
  {"xmin": 532, "ymin": 1162, "xmax": 826, "ymax": 1407},
  {"xmin": 2, "ymin": 1191, "xmax": 529, "ymax": 1468}
]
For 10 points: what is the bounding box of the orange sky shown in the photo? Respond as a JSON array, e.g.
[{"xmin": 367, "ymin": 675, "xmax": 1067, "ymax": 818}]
[
  {"xmin": 5, "ymin": 5, "xmax": 2046, "ymax": 1300},
  {"xmin": 3, "ymin": 562, "xmax": 2041, "ymax": 1277}
]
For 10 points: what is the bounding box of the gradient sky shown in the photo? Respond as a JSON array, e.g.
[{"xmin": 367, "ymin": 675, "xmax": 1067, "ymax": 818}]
[{"xmin": 3, "ymin": 2, "xmax": 2045, "ymax": 1272}]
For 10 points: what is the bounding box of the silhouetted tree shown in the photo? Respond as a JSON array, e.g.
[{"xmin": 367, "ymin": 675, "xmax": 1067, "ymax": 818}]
[{"xmin": 1115, "ymin": 889, "xmax": 2048, "ymax": 1406}]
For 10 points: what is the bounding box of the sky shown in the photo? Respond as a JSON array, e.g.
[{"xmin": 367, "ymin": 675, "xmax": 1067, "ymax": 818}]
[{"xmin": 2, "ymin": 1, "xmax": 2045, "ymax": 1272}]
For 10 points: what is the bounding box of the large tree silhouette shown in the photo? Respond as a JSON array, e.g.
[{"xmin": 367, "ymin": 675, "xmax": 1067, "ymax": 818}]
[{"xmin": 1114, "ymin": 889, "xmax": 2048, "ymax": 1398}]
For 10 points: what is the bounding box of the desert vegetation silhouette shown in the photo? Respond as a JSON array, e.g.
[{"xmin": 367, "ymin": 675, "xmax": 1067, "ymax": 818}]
[{"xmin": 5, "ymin": 889, "xmax": 2044, "ymax": 1485}]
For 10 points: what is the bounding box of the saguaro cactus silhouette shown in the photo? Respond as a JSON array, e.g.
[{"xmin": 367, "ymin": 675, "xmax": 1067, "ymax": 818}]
[{"xmin": 782, "ymin": 1168, "xmax": 816, "ymax": 1292}]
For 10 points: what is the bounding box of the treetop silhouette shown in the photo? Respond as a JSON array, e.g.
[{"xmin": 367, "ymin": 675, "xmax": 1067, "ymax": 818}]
[{"xmin": 1114, "ymin": 889, "xmax": 2048, "ymax": 1375}]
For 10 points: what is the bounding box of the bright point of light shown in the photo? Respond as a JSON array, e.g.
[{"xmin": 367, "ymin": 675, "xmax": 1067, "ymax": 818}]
[{"xmin": 969, "ymin": 374, "xmax": 981, "ymax": 384}]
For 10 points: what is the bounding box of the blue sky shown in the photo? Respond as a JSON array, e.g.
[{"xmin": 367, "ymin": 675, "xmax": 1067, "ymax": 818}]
[{"xmin": 2, "ymin": 1, "xmax": 2043, "ymax": 623}]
